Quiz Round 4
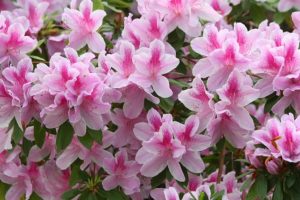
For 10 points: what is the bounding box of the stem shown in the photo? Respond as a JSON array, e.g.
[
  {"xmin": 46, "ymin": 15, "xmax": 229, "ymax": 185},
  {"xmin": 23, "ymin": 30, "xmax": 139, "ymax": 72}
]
[{"xmin": 217, "ymin": 139, "xmax": 226, "ymax": 183}]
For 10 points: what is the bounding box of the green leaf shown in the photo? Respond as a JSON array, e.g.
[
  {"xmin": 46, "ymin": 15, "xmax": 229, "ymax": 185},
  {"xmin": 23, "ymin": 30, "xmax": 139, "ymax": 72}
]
[
  {"xmin": 272, "ymin": 182, "xmax": 283, "ymax": 200},
  {"xmin": 167, "ymin": 28, "xmax": 185, "ymax": 51},
  {"xmin": 61, "ymin": 189, "xmax": 81, "ymax": 200},
  {"xmin": 159, "ymin": 98, "xmax": 175, "ymax": 113},
  {"xmin": 33, "ymin": 120, "xmax": 46, "ymax": 148},
  {"xmin": 151, "ymin": 169, "xmax": 166, "ymax": 188},
  {"xmin": 9, "ymin": 118, "xmax": 23, "ymax": 144},
  {"xmin": 87, "ymin": 128, "xmax": 102, "ymax": 144},
  {"xmin": 240, "ymin": 178, "xmax": 252, "ymax": 191},
  {"xmin": 78, "ymin": 133, "xmax": 93, "ymax": 149},
  {"xmin": 56, "ymin": 121, "xmax": 74, "ymax": 152},
  {"xmin": 264, "ymin": 93, "xmax": 281, "ymax": 113},
  {"xmin": 169, "ymin": 79, "xmax": 190, "ymax": 88},
  {"xmin": 30, "ymin": 55, "xmax": 46, "ymax": 62},
  {"xmin": 211, "ymin": 190, "xmax": 225, "ymax": 200},
  {"xmin": 105, "ymin": 189, "xmax": 128, "ymax": 200},
  {"xmin": 246, "ymin": 174, "xmax": 268, "ymax": 200},
  {"xmin": 93, "ymin": 0, "xmax": 104, "ymax": 10}
]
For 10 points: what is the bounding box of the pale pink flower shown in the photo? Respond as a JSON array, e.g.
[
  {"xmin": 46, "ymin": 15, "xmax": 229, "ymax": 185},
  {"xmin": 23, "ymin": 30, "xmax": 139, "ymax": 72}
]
[
  {"xmin": 47, "ymin": 34, "xmax": 69, "ymax": 56},
  {"xmin": 194, "ymin": 39, "xmax": 250, "ymax": 91},
  {"xmin": 134, "ymin": 108, "xmax": 173, "ymax": 142},
  {"xmin": 277, "ymin": 119, "xmax": 300, "ymax": 162},
  {"xmin": 107, "ymin": 41, "xmax": 136, "ymax": 88},
  {"xmin": 252, "ymin": 118, "xmax": 282, "ymax": 157},
  {"xmin": 178, "ymin": 77, "xmax": 215, "ymax": 131},
  {"xmin": 0, "ymin": 23, "xmax": 36, "ymax": 65},
  {"xmin": 0, "ymin": 128, "xmax": 13, "ymax": 153},
  {"xmin": 292, "ymin": 12, "xmax": 300, "ymax": 35},
  {"xmin": 102, "ymin": 150, "xmax": 141, "ymax": 195},
  {"xmin": 217, "ymin": 172, "xmax": 242, "ymax": 200},
  {"xmin": 130, "ymin": 40, "xmax": 179, "ymax": 98},
  {"xmin": 15, "ymin": 0, "xmax": 49, "ymax": 33},
  {"xmin": 31, "ymin": 53, "xmax": 113, "ymax": 135},
  {"xmin": 164, "ymin": 187, "xmax": 180, "ymax": 200},
  {"xmin": 110, "ymin": 108, "xmax": 145, "ymax": 148},
  {"xmin": 191, "ymin": 24, "xmax": 228, "ymax": 57},
  {"xmin": 120, "ymin": 84, "xmax": 159, "ymax": 119},
  {"xmin": 56, "ymin": 137, "xmax": 110, "ymax": 170},
  {"xmin": 208, "ymin": 70, "xmax": 259, "ymax": 148},
  {"xmin": 122, "ymin": 13, "xmax": 168, "ymax": 49},
  {"xmin": 136, "ymin": 124, "xmax": 186, "ymax": 181},
  {"xmin": 216, "ymin": 70, "xmax": 260, "ymax": 130},
  {"xmin": 154, "ymin": 0, "xmax": 222, "ymax": 36},
  {"xmin": 34, "ymin": 160, "xmax": 70, "ymax": 200},
  {"xmin": 253, "ymin": 48, "xmax": 284, "ymax": 97},
  {"xmin": 62, "ymin": 0, "xmax": 106, "ymax": 52},
  {"xmin": 0, "ymin": 58, "xmax": 37, "ymax": 127},
  {"xmin": 278, "ymin": 0, "xmax": 300, "ymax": 12},
  {"xmin": 173, "ymin": 115, "xmax": 211, "ymax": 173},
  {"xmin": 208, "ymin": 0, "xmax": 232, "ymax": 16}
]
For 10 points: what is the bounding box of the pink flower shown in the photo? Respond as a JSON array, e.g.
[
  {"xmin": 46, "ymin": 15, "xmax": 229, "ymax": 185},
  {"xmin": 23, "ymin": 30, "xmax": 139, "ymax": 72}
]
[
  {"xmin": 277, "ymin": 119, "xmax": 300, "ymax": 162},
  {"xmin": 136, "ymin": 124, "xmax": 186, "ymax": 181},
  {"xmin": 208, "ymin": 0, "xmax": 232, "ymax": 16},
  {"xmin": 154, "ymin": 0, "xmax": 222, "ymax": 36},
  {"xmin": 134, "ymin": 108, "xmax": 173, "ymax": 142},
  {"xmin": 130, "ymin": 40, "xmax": 179, "ymax": 98},
  {"xmin": 102, "ymin": 150, "xmax": 141, "ymax": 195},
  {"xmin": 164, "ymin": 187, "xmax": 180, "ymax": 200},
  {"xmin": 120, "ymin": 84, "xmax": 159, "ymax": 119},
  {"xmin": 0, "ymin": 58, "xmax": 37, "ymax": 127},
  {"xmin": 278, "ymin": 0, "xmax": 300, "ymax": 12},
  {"xmin": 47, "ymin": 34, "xmax": 69, "ymax": 56},
  {"xmin": 217, "ymin": 172, "xmax": 242, "ymax": 200},
  {"xmin": 31, "ymin": 52, "xmax": 113, "ymax": 135},
  {"xmin": 0, "ymin": 22, "xmax": 36, "ymax": 65},
  {"xmin": 15, "ymin": 0, "xmax": 49, "ymax": 33},
  {"xmin": 190, "ymin": 24, "xmax": 228, "ymax": 57},
  {"xmin": 122, "ymin": 13, "xmax": 168, "ymax": 49},
  {"xmin": 194, "ymin": 39, "xmax": 250, "ymax": 91},
  {"xmin": 34, "ymin": 160, "xmax": 70, "ymax": 200},
  {"xmin": 292, "ymin": 12, "xmax": 300, "ymax": 35},
  {"xmin": 265, "ymin": 157, "xmax": 282, "ymax": 175},
  {"xmin": 253, "ymin": 48, "xmax": 284, "ymax": 97},
  {"xmin": 0, "ymin": 128, "xmax": 13, "ymax": 153},
  {"xmin": 56, "ymin": 137, "xmax": 110, "ymax": 170},
  {"xmin": 110, "ymin": 108, "xmax": 145, "ymax": 148},
  {"xmin": 173, "ymin": 115, "xmax": 211, "ymax": 173},
  {"xmin": 107, "ymin": 41, "xmax": 136, "ymax": 88},
  {"xmin": 216, "ymin": 70, "xmax": 259, "ymax": 130},
  {"xmin": 252, "ymin": 118, "xmax": 282, "ymax": 157},
  {"xmin": 178, "ymin": 77, "xmax": 214, "ymax": 131},
  {"xmin": 62, "ymin": 0, "xmax": 106, "ymax": 53}
]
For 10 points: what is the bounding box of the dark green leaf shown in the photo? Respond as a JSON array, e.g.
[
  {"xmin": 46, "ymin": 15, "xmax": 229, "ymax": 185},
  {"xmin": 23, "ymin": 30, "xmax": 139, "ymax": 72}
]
[
  {"xmin": 33, "ymin": 120, "xmax": 46, "ymax": 148},
  {"xmin": 159, "ymin": 98, "xmax": 175, "ymax": 113},
  {"xmin": 105, "ymin": 189, "xmax": 128, "ymax": 200},
  {"xmin": 169, "ymin": 79, "xmax": 190, "ymax": 88},
  {"xmin": 246, "ymin": 174, "xmax": 268, "ymax": 200},
  {"xmin": 264, "ymin": 93, "xmax": 281, "ymax": 113},
  {"xmin": 151, "ymin": 169, "xmax": 166, "ymax": 188},
  {"xmin": 78, "ymin": 133, "xmax": 93, "ymax": 149},
  {"xmin": 61, "ymin": 189, "xmax": 81, "ymax": 200},
  {"xmin": 167, "ymin": 28, "xmax": 185, "ymax": 51},
  {"xmin": 9, "ymin": 118, "xmax": 23, "ymax": 144},
  {"xmin": 272, "ymin": 182, "xmax": 283, "ymax": 200},
  {"xmin": 56, "ymin": 121, "xmax": 74, "ymax": 152},
  {"xmin": 87, "ymin": 128, "xmax": 102, "ymax": 144}
]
